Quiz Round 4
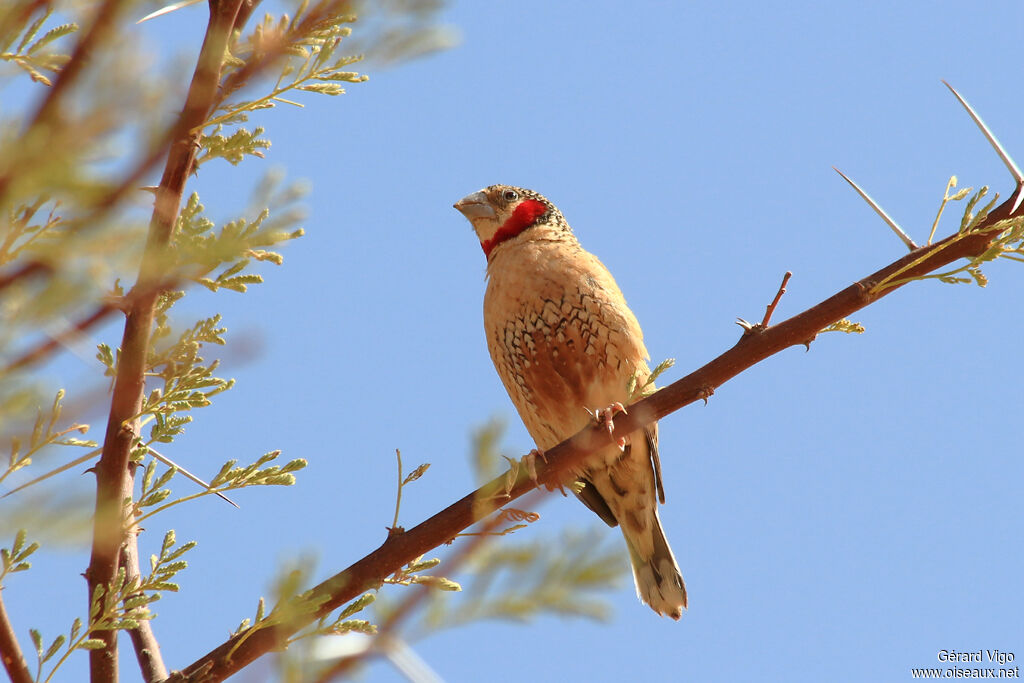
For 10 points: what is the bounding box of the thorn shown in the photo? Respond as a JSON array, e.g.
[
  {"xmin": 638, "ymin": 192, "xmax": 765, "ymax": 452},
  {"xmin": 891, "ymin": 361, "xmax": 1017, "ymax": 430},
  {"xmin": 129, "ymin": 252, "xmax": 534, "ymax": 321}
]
[
  {"xmin": 833, "ymin": 167, "xmax": 918, "ymax": 250},
  {"xmin": 735, "ymin": 317, "xmax": 756, "ymax": 332},
  {"xmin": 137, "ymin": 0, "xmax": 204, "ymax": 23},
  {"xmin": 148, "ymin": 446, "xmax": 239, "ymax": 508},
  {"xmin": 942, "ymin": 80, "xmax": 1024, "ymax": 214}
]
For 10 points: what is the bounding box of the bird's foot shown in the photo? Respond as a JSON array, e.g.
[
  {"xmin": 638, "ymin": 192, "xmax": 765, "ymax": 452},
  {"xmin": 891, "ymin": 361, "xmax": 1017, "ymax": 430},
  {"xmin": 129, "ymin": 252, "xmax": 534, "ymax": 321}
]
[
  {"xmin": 519, "ymin": 449, "xmax": 570, "ymax": 494},
  {"xmin": 521, "ymin": 448, "xmax": 547, "ymax": 489},
  {"xmin": 589, "ymin": 402, "xmax": 627, "ymax": 450}
]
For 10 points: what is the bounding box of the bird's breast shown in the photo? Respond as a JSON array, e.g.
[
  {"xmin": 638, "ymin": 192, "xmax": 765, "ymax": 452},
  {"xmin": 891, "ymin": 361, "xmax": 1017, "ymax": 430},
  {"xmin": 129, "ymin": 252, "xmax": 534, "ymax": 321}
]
[{"xmin": 482, "ymin": 242, "xmax": 648, "ymax": 449}]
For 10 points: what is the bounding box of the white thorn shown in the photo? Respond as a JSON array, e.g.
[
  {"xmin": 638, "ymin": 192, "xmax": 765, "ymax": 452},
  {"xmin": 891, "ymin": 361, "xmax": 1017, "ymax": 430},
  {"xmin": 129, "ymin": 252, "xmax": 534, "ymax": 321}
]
[
  {"xmin": 148, "ymin": 446, "xmax": 239, "ymax": 508},
  {"xmin": 833, "ymin": 167, "xmax": 918, "ymax": 250},
  {"xmin": 137, "ymin": 0, "xmax": 203, "ymax": 24},
  {"xmin": 942, "ymin": 80, "xmax": 1024, "ymax": 205},
  {"xmin": 1012, "ymin": 187, "xmax": 1024, "ymax": 215}
]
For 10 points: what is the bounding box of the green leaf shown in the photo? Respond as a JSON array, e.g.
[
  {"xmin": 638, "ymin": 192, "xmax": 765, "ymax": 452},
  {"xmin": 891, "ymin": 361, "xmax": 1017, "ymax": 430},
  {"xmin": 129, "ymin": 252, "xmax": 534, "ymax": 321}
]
[
  {"xmin": 27, "ymin": 22, "xmax": 77, "ymax": 54},
  {"xmin": 160, "ymin": 530, "xmax": 177, "ymax": 557},
  {"xmin": 407, "ymin": 557, "xmax": 440, "ymax": 573},
  {"xmin": 12, "ymin": 529, "xmax": 27, "ymax": 556},
  {"xmin": 96, "ymin": 343, "xmax": 115, "ymax": 370},
  {"xmin": 334, "ymin": 619, "xmax": 376, "ymax": 635},
  {"xmin": 123, "ymin": 595, "xmax": 154, "ymax": 610},
  {"xmin": 296, "ymin": 82, "xmax": 344, "ymax": 95},
  {"xmin": 149, "ymin": 581, "xmax": 180, "ymax": 592},
  {"xmin": 162, "ymin": 540, "xmax": 197, "ymax": 563},
  {"xmin": 157, "ymin": 560, "xmax": 188, "ymax": 574},
  {"xmin": 17, "ymin": 9, "xmax": 51, "ymax": 53},
  {"xmin": 41, "ymin": 634, "xmax": 65, "ymax": 663},
  {"xmin": 338, "ymin": 593, "xmax": 375, "ymax": 619},
  {"xmin": 436, "ymin": 578, "xmax": 461, "ymax": 591}
]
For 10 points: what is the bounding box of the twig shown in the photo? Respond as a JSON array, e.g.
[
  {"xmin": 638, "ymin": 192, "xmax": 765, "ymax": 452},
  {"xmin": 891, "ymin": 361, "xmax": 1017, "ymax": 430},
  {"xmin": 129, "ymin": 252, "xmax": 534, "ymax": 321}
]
[
  {"xmin": 313, "ymin": 490, "xmax": 544, "ymax": 683},
  {"xmin": 0, "ymin": 589, "xmax": 32, "ymax": 683},
  {"xmin": 735, "ymin": 271, "xmax": 793, "ymax": 334},
  {"xmin": 167, "ymin": 190, "xmax": 1021, "ymax": 683},
  {"xmin": 761, "ymin": 271, "xmax": 792, "ymax": 327},
  {"xmin": 120, "ymin": 536, "xmax": 167, "ymax": 683},
  {"xmin": 2, "ymin": 303, "xmax": 116, "ymax": 374},
  {"xmin": 85, "ymin": 0, "xmax": 246, "ymax": 679},
  {"xmin": 0, "ymin": 261, "xmax": 49, "ymax": 294}
]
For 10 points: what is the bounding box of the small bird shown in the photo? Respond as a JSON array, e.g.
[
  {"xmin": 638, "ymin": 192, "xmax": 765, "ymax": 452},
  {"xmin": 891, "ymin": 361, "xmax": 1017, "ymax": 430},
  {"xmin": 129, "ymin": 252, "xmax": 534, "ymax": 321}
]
[{"xmin": 454, "ymin": 184, "xmax": 686, "ymax": 619}]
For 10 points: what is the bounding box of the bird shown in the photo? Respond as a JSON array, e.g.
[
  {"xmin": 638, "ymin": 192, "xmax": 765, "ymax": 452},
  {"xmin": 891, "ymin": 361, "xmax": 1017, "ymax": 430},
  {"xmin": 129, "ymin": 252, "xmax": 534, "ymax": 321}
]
[{"xmin": 454, "ymin": 184, "xmax": 686, "ymax": 619}]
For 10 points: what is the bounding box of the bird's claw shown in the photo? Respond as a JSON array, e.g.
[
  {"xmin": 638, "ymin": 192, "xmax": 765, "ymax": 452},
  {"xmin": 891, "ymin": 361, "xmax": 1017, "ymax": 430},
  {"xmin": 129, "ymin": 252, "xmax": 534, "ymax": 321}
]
[
  {"xmin": 590, "ymin": 402, "xmax": 627, "ymax": 450},
  {"xmin": 521, "ymin": 448, "xmax": 547, "ymax": 489}
]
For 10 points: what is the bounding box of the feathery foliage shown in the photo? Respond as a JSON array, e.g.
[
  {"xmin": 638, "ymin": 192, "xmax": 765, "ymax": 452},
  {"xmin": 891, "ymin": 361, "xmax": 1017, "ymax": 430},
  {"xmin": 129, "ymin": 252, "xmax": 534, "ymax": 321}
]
[{"xmin": 0, "ymin": 2, "xmax": 624, "ymax": 680}]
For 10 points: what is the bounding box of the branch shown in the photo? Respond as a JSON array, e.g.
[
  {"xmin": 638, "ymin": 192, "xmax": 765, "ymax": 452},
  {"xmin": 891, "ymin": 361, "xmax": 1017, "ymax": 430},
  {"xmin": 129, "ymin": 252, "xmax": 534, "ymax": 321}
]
[
  {"xmin": 169, "ymin": 195, "xmax": 1022, "ymax": 682},
  {"xmin": 120, "ymin": 535, "xmax": 167, "ymax": 682},
  {"xmin": 313, "ymin": 490, "xmax": 544, "ymax": 682},
  {"xmin": 85, "ymin": 0, "xmax": 246, "ymax": 679},
  {"xmin": 0, "ymin": 590, "xmax": 32, "ymax": 683},
  {"xmin": 2, "ymin": 303, "xmax": 116, "ymax": 374}
]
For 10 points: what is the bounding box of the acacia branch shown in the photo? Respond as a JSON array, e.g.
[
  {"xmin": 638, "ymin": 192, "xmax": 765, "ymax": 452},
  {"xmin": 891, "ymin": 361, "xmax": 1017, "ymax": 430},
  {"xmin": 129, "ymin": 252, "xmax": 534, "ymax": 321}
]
[
  {"xmin": 120, "ymin": 535, "xmax": 167, "ymax": 682},
  {"xmin": 313, "ymin": 490, "xmax": 544, "ymax": 683},
  {"xmin": 85, "ymin": 0, "xmax": 246, "ymax": 680},
  {"xmin": 2, "ymin": 303, "xmax": 116, "ymax": 374},
  {"xmin": 0, "ymin": 590, "xmax": 32, "ymax": 683},
  {"xmin": 168, "ymin": 192, "xmax": 1021, "ymax": 682}
]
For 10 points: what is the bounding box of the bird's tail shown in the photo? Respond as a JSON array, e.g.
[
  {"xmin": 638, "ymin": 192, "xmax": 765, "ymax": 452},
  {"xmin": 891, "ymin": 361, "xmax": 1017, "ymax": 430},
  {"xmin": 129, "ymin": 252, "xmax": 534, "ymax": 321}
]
[{"xmin": 626, "ymin": 510, "xmax": 687, "ymax": 620}]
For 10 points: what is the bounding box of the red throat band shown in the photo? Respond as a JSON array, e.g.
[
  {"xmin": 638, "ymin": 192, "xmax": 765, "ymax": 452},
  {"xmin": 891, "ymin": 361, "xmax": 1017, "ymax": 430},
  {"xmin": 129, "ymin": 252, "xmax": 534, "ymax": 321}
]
[{"xmin": 480, "ymin": 199, "xmax": 548, "ymax": 258}]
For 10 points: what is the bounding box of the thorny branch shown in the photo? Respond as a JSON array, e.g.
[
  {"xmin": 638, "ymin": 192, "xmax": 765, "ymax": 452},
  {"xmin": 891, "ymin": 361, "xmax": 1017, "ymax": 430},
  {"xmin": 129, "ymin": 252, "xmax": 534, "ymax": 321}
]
[
  {"xmin": 2, "ymin": 303, "xmax": 117, "ymax": 374},
  {"xmin": 85, "ymin": 0, "xmax": 246, "ymax": 679},
  {"xmin": 168, "ymin": 192, "xmax": 1022, "ymax": 682},
  {"xmin": 0, "ymin": 590, "xmax": 32, "ymax": 683},
  {"xmin": 120, "ymin": 537, "xmax": 167, "ymax": 682},
  {"xmin": 312, "ymin": 490, "xmax": 545, "ymax": 683},
  {"xmin": 73, "ymin": 1, "xmax": 362, "ymax": 679}
]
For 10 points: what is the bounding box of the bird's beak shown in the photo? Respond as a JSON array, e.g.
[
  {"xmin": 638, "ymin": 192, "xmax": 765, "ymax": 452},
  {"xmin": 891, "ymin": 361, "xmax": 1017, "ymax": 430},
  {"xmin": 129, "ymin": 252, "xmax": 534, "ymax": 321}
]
[{"xmin": 454, "ymin": 191, "xmax": 496, "ymax": 221}]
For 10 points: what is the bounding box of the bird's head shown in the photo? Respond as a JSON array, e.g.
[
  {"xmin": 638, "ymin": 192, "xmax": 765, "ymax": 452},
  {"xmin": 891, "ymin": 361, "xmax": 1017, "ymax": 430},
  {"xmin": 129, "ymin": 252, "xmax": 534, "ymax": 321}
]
[{"xmin": 454, "ymin": 185, "xmax": 570, "ymax": 259}]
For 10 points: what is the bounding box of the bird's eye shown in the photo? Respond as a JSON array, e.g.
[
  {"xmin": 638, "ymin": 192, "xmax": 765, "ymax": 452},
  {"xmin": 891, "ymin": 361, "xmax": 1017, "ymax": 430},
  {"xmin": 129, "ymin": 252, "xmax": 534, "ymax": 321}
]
[{"xmin": 502, "ymin": 189, "xmax": 519, "ymax": 202}]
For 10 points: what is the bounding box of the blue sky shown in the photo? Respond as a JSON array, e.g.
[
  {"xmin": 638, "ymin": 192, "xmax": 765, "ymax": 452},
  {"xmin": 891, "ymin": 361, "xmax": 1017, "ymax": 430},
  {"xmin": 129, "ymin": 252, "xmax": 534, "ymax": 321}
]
[{"xmin": 5, "ymin": 1, "xmax": 1024, "ymax": 681}]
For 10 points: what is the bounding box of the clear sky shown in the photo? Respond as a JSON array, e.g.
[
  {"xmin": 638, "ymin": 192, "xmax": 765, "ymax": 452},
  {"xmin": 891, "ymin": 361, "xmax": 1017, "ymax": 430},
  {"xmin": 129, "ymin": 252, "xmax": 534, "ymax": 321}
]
[{"xmin": 5, "ymin": 1, "xmax": 1024, "ymax": 681}]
